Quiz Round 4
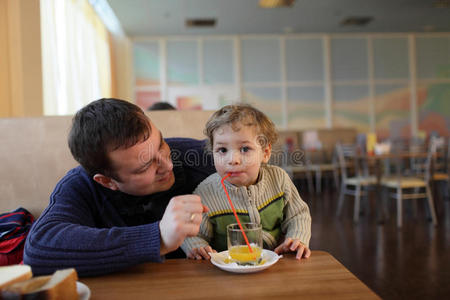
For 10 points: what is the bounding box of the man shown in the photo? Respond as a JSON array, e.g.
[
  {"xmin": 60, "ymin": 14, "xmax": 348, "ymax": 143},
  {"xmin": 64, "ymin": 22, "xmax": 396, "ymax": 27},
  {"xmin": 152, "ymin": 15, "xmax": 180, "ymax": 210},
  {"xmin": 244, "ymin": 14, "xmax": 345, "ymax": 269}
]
[{"xmin": 23, "ymin": 99, "xmax": 215, "ymax": 276}]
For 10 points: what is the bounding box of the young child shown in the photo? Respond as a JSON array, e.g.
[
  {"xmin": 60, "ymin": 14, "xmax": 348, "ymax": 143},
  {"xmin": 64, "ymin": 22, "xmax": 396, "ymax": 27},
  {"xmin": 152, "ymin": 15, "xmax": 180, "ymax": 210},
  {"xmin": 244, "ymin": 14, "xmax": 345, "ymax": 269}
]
[{"xmin": 181, "ymin": 104, "xmax": 311, "ymax": 260}]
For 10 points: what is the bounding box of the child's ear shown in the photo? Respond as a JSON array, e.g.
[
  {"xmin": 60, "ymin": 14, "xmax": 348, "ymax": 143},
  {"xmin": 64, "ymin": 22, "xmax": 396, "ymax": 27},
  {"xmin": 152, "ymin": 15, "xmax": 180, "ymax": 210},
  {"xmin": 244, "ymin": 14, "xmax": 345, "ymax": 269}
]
[{"xmin": 262, "ymin": 144, "xmax": 272, "ymax": 163}]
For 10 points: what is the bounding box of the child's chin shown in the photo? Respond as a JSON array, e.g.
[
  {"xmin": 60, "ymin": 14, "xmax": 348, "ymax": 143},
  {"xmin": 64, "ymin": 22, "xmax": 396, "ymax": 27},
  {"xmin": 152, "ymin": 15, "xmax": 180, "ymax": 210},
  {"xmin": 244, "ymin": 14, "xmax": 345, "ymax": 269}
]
[{"xmin": 228, "ymin": 178, "xmax": 246, "ymax": 187}]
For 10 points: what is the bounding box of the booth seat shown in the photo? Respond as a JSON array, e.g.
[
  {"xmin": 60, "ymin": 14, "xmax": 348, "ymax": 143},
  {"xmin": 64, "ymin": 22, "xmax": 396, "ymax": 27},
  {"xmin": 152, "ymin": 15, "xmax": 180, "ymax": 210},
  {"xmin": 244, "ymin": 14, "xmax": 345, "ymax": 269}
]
[
  {"xmin": 0, "ymin": 110, "xmax": 213, "ymax": 217},
  {"xmin": 0, "ymin": 109, "xmax": 358, "ymax": 217}
]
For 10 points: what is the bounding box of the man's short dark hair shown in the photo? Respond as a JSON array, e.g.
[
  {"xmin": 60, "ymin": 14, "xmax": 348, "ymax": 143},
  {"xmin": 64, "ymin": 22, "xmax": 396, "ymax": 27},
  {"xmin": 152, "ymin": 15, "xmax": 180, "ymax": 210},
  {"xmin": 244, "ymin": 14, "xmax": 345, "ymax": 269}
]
[
  {"xmin": 147, "ymin": 102, "xmax": 176, "ymax": 111},
  {"xmin": 68, "ymin": 98, "xmax": 151, "ymax": 179}
]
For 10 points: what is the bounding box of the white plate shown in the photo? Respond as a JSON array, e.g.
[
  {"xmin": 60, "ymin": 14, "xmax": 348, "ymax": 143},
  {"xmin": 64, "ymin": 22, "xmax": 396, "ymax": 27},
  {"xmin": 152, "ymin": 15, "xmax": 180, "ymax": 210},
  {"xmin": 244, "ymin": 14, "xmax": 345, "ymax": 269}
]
[
  {"xmin": 77, "ymin": 281, "xmax": 91, "ymax": 300},
  {"xmin": 210, "ymin": 249, "xmax": 282, "ymax": 274}
]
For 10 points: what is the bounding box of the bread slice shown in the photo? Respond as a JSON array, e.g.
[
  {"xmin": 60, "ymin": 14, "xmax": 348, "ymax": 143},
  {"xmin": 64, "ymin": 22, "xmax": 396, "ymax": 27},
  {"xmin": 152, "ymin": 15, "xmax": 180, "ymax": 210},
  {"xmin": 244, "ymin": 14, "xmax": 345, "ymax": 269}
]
[
  {"xmin": 0, "ymin": 265, "xmax": 32, "ymax": 290},
  {"xmin": 1, "ymin": 268, "xmax": 78, "ymax": 300}
]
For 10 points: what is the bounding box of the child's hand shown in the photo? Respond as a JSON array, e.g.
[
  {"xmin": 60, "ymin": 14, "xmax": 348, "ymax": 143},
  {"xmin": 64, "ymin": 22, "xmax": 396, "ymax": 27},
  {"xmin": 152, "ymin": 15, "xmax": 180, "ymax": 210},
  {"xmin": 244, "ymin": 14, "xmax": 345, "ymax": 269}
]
[
  {"xmin": 274, "ymin": 238, "xmax": 311, "ymax": 260},
  {"xmin": 187, "ymin": 246, "xmax": 216, "ymax": 260}
]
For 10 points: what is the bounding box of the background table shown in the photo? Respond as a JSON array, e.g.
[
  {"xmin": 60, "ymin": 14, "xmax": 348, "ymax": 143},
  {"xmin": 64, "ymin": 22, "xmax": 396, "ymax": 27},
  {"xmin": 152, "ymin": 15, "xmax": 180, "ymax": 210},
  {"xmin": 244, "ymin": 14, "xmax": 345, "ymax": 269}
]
[{"xmin": 81, "ymin": 250, "xmax": 379, "ymax": 299}]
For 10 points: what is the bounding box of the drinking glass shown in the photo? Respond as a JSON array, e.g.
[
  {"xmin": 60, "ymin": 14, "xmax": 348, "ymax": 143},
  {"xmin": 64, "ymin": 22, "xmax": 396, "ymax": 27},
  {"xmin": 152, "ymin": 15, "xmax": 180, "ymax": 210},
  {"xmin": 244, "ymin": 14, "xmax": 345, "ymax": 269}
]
[{"xmin": 227, "ymin": 223, "xmax": 262, "ymax": 264}]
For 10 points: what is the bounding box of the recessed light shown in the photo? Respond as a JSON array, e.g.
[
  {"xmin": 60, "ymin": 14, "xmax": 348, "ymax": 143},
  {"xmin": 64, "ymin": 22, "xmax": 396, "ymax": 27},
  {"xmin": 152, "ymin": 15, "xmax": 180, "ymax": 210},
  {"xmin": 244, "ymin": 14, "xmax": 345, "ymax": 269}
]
[
  {"xmin": 259, "ymin": 0, "xmax": 295, "ymax": 8},
  {"xmin": 340, "ymin": 17, "xmax": 373, "ymax": 26},
  {"xmin": 433, "ymin": 0, "xmax": 450, "ymax": 8},
  {"xmin": 422, "ymin": 25, "xmax": 437, "ymax": 32},
  {"xmin": 185, "ymin": 19, "xmax": 216, "ymax": 28}
]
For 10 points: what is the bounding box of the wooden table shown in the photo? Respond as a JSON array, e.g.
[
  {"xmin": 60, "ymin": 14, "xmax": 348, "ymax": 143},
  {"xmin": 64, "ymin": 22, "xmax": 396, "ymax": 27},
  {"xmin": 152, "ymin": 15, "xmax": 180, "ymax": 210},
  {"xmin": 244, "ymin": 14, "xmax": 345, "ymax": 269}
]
[{"xmin": 81, "ymin": 251, "xmax": 379, "ymax": 299}]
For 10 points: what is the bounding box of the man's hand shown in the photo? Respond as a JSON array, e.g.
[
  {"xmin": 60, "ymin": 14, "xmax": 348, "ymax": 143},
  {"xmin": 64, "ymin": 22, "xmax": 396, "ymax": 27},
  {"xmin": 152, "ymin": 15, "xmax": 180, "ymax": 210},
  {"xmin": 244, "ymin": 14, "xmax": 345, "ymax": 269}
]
[
  {"xmin": 159, "ymin": 195, "xmax": 208, "ymax": 256},
  {"xmin": 187, "ymin": 246, "xmax": 216, "ymax": 260},
  {"xmin": 274, "ymin": 238, "xmax": 311, "ymax": 260}
]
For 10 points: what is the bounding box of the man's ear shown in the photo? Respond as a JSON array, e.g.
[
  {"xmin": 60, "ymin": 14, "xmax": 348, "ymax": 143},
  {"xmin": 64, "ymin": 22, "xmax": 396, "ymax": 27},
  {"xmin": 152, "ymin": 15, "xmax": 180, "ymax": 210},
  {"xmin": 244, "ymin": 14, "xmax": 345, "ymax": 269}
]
[
  {"xmin": 93, "ymin": 174, "xmax": 119, "ymax": 191},
  {"xmin": 262, "ymin": 144, "xmax": 272, "ymax": 163}
]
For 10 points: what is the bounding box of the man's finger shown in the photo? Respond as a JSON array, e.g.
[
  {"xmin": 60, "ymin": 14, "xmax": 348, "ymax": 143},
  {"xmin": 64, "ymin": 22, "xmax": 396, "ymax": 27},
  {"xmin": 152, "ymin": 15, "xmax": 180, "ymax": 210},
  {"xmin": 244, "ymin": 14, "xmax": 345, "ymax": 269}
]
[
  {"xmin": 184, "ymin": 223, "xmax": 202, "ymax": 237},
  {"xmin": 183, "ymin": 202, "xmax": 205, "ymax": 214}
]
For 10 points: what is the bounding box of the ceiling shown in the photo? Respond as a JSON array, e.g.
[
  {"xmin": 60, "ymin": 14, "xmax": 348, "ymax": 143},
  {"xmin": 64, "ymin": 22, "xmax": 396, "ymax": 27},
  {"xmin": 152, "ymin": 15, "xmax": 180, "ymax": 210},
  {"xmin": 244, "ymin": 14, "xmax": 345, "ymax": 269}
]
[{"xmin": 106, "ymin": 0, "xmax": 450, "ymax": 37}]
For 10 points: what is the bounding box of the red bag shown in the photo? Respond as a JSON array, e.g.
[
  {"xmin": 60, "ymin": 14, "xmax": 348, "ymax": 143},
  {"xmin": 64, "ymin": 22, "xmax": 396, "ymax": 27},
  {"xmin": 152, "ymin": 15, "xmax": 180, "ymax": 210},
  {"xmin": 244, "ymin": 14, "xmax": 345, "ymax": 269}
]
[{"xmin": 0, "ymin": 208, "xmax": 34, "ymax": 265}]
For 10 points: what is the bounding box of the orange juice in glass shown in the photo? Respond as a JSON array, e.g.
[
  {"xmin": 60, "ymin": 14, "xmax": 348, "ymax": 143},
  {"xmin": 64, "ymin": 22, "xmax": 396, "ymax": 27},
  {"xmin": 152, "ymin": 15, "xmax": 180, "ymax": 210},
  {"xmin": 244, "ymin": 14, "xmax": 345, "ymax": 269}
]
[{"xmin": 227, "ymin": 223, "xmax": 262, "ymax": 265}]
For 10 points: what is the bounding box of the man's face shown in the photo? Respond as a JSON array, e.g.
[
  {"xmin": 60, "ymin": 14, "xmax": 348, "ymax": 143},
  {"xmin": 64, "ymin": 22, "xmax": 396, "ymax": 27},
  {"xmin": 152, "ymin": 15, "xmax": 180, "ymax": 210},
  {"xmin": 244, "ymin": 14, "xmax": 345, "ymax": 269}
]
[{"xmin": 107, "ymin": 122, "xmax": 175, "ymax": 196}]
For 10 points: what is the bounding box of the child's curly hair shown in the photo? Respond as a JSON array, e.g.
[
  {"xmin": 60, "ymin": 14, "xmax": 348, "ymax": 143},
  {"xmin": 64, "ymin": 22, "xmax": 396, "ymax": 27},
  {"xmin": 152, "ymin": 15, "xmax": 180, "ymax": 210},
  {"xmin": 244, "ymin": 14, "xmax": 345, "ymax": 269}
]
[{"xmin": 204, "ymin": 103, "xmax": 278, "ymax": 152}]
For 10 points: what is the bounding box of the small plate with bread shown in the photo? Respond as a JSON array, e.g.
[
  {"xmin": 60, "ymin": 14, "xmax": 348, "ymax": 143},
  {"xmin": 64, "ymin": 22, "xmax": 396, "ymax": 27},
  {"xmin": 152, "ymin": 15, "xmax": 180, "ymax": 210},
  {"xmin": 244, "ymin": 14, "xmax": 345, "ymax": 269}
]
[
  {"xmin": 0, "ymin": 264, "xmax": 90, "ymax": 299},
  {"xmin": 77, "ymin": 281, "xmax": 91, "ymax": 300}
]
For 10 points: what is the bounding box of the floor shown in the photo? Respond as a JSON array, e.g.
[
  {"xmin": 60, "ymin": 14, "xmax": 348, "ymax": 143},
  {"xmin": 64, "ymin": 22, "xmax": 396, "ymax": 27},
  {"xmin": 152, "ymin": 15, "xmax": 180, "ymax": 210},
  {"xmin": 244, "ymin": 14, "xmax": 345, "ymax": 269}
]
[{"xmin": 297, "ymin": 179, "xmax": 450, "ymax": 300}]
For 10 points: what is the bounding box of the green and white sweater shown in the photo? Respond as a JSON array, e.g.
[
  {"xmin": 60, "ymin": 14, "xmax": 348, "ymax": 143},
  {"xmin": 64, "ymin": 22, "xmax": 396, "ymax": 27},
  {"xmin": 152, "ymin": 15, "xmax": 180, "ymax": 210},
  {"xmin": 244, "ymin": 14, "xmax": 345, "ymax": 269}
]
[{"xmin": 181, "ymin": 164, "xmax": 311, "ymax": 254}]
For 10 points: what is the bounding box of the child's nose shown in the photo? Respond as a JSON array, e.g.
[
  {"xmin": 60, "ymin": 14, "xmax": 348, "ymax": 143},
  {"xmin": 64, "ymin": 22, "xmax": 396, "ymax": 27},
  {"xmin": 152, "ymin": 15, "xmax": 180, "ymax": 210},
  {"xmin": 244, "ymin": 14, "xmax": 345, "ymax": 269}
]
[{"xmin": 228, "ymin": 151, "xmax": 241, "ymax": 165}]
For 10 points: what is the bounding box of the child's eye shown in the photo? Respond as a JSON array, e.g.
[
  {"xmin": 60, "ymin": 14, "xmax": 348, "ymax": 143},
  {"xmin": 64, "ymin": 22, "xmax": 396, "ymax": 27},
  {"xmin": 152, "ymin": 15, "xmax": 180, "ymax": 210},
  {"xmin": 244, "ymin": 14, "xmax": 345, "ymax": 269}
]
[
  {"xmin": 241, "ymin": 146, "xmax": 250, "ymax": 153},
  {"xmin": 216, "ymin": 147, "xmax": 227, "ymax": 153}
]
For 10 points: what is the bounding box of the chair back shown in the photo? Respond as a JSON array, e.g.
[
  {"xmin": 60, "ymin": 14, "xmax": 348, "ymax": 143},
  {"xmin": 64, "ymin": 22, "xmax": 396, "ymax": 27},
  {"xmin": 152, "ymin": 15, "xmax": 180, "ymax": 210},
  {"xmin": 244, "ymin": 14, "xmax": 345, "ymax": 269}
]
[
  {"xmin": 447, "ymin": 137, "xmax": 450, "ymax": 174},
  {"xmin": 423, "ymin": 137, "xmax": 439, "ymax": 182},
  {"xmin": 388, "ymin": 138, "xmax": 427, "ymax": 177},
  {"xmin": 388, "ymin": 137, "xmax": 438, "ymax": 182},
  {"xmin": 270, "ymin": 131, "xmax": 304, "ymax": 168},
  {"xmin": 335, "ymin": 143, "xmax": 365, "ymax": 180},
  {"xmin": 432, "ymin": 137, "xmax": 449, "ymax": 174},
  {"xmin": 304, "ymin": 149, "xmax": 329, "ymax": 165}
]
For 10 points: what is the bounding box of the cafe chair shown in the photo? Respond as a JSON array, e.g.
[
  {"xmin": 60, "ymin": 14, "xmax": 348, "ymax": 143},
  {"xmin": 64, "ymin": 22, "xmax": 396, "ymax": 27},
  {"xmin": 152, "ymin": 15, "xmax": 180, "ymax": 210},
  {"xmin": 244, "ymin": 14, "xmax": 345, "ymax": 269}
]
[
  {"xmin": 270, "ymin": 133, "xmax": 314, "ymax": 193},
  {"xmin": 387, "ymin": 137, "xmax": 426, "ymax": 176},
  {"xmin": 380, "ymin": 138, "xmax": 438, "ymax": 228},
  {"xmin": 431, "ymin": 137, "xmax": 450, "ymax": 199},
  {"xmin": 336, "ymin": 143, "xmax": 377, "ymax": 223},
  {"xmin": 304, "ymin": 149, "xmax": 340, "ymax": 194}
]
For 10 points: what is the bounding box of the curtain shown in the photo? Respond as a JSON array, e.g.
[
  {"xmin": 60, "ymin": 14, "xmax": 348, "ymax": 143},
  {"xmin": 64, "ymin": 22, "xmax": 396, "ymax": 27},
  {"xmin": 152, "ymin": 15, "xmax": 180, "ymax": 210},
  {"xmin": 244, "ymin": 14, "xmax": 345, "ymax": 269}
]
[{"xmin": 40, "ymin": 0, "xmax": 111, "ymax": 115}]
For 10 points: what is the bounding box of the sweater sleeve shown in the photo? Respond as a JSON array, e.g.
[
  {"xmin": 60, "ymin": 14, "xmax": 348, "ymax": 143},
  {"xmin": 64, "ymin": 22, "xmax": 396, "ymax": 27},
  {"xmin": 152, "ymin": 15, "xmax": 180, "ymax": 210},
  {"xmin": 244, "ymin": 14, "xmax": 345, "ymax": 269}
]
[
  {"xmin": 279, "ymin": 168, "xmax": 312, "ymax": 247},
  {"xmin": 180, "ymin": 183, "xmax": 213, "ymax": 254},
  {"xmin": 23, "ymin": 170, "xmax": 163, "ymax": 277}
]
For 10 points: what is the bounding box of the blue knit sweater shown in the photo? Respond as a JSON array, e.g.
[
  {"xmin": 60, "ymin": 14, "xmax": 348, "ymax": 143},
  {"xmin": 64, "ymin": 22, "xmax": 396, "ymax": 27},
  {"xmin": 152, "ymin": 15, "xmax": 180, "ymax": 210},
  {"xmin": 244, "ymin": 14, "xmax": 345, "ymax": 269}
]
[{"xmin": 23, "ymin": 138, "xmax": 215, "ymax": 277}]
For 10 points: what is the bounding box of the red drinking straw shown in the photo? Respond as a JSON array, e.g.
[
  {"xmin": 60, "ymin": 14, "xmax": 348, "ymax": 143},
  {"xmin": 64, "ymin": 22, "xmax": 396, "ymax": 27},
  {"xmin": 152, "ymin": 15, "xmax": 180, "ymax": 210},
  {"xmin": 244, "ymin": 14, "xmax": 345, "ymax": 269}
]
[{"xmin": 221, "ymin": 173, "xmax": 253, "ymax": 254}]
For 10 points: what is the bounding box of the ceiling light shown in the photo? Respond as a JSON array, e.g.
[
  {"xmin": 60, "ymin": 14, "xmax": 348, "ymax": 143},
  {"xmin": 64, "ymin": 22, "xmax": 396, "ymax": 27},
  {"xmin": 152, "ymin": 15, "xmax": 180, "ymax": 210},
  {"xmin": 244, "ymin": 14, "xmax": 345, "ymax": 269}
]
[
  {"xmin": 259, "ymin": 0, "xmax": 296, "ymax": 8},
  {"xmin": 340, "ymin": 17, "xmax": 373, "ymax": 27},
  {"xmin": 186, "ymin": 19, "xmax": 216, "ymax": 28},
  {"xmin": 433, "ymin": 0, "xmax": 450, "ymax": 8},
  {"xmin": 422, "ymin": 25, "xmax": 437, "ymax": 32}
]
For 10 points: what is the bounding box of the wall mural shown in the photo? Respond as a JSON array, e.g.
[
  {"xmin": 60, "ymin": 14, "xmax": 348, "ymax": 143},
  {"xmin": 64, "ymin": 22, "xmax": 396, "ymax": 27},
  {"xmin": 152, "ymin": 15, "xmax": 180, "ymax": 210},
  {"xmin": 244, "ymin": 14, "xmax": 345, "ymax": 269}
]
[
  {"xmin": 418, "ymin": 83, "xmax": 450, "ymax": 137},
  {"xmin": 375, "ymin": 86, "xmax": 411, "ymax": 140},
  {"xmin": 334, "ymin": 98, "xmax": 370, "ymax": 133},
  {"xmin": 287, "ymin": 100, "xmax": 326, "ymax": 129},
  {"xmin": 133, "ymin": 35, "xmax": 450, "ymax": 139}
]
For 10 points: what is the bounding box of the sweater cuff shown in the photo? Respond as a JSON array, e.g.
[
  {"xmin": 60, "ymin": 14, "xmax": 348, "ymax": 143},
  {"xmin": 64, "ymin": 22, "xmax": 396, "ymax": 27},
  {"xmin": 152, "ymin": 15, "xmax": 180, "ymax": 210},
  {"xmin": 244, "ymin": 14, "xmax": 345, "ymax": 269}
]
[
  {"xmin": 181, "ymin": 237, "xmax": 209, "ymax": 255},
  {"xmin": 124, "ymin": 222, "xmax": 163, "ymax": 263}
]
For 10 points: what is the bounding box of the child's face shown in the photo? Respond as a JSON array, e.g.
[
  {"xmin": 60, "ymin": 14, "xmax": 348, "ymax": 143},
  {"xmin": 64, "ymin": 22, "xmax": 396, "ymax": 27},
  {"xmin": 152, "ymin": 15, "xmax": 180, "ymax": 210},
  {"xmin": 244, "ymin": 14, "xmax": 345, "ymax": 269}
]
[{"xmin": 212, "ymin": 123, "xmax": 271, "ymax": 187}]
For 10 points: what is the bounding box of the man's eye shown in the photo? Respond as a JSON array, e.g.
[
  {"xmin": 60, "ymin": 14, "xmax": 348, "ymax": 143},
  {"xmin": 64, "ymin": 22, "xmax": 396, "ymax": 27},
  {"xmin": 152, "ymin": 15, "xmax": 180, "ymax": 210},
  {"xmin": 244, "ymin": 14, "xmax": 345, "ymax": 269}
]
[
  {"xmin": 137, "ymin": 162, "xmax": 152, "ymax": 173},
  {"xmin": 241, "ymin": 146, "xmax": 250, "ymax": 153}
]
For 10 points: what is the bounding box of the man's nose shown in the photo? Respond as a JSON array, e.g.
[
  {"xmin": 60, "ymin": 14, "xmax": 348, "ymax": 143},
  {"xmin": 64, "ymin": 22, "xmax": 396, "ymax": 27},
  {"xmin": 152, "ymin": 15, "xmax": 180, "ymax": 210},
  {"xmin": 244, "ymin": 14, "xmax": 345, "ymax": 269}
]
[{"xmin": 157, "ymin": 152, "xmax": 173, "ymax": 173}]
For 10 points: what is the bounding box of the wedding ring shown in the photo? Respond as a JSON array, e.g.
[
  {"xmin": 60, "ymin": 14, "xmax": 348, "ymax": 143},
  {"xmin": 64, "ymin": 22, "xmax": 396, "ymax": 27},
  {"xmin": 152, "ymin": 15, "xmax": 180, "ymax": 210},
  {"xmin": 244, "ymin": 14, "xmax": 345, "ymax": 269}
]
[{"xmin": 189, "ymin": 213, "xmax": 196, "ymax": 222}]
